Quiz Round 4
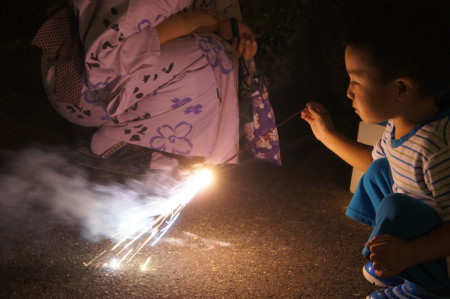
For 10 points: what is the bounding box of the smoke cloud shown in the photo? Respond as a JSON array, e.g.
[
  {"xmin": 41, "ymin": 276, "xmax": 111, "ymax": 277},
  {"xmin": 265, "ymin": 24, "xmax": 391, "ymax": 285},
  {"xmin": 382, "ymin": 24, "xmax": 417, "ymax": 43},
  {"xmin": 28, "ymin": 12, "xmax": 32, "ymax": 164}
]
[{"xmin": 0, "ymin": 147, "xmax": 181, "ymax": 242}]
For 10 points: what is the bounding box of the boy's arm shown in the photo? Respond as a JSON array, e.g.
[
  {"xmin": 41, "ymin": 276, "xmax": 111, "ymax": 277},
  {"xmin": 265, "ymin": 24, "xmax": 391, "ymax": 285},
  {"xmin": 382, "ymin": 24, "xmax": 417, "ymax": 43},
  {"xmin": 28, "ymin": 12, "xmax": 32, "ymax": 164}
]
[
  {"xmin": 368, "ymin": 222, "xmax": 450, "ymax": 278},
  {"xmin": 156, "ymin": 10, "xmax": 218, "ymax": 44},
  {"xmin": 411, "ymin": 222, "xmax": 450, "ymax": 266},
  {"xmin": 301, "ymin": 102, "xmax": 373, "ymax": 171}
]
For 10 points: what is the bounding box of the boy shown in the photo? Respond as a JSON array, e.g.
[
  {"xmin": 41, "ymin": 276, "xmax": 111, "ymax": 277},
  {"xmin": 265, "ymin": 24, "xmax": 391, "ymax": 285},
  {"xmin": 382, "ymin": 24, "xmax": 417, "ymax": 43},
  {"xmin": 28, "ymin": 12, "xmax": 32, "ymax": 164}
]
[{"xmin": 301, "ymin": 2, "xmax": 450, "ymax": 298}]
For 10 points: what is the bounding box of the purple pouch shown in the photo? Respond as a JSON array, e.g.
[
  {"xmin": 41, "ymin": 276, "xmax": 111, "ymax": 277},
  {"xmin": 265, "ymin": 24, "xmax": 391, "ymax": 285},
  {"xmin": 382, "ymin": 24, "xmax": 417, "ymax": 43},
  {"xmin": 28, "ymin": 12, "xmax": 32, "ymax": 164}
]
[{"xmin": 240, "ymin": 59, "xmax": 281, "ymax": 166}]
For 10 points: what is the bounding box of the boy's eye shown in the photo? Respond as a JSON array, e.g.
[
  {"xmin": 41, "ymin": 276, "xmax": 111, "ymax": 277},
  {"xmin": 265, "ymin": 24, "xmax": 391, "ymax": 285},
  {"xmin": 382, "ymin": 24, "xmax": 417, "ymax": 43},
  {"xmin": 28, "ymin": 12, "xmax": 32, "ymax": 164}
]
[{"xmin": 350, "ymin": 81, "xmax": 358, "ymax": 85}]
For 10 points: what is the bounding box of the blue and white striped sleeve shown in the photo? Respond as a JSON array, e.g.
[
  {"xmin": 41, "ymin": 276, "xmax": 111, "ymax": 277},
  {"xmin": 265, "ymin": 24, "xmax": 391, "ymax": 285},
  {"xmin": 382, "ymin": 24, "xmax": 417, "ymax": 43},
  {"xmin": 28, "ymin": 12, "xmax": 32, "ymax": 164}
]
[
  {"xmin": 372, "ymin": 122, "xmax": 391, "ymax": 161},
  {"xmin": 424, "ymin": 147, "xmax": 450, "ymax": 223}
]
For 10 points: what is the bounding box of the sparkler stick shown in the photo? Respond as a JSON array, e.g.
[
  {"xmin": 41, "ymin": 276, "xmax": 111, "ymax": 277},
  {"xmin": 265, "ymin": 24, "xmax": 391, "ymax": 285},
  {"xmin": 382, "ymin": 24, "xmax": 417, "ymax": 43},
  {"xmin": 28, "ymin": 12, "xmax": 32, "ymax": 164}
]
[{"xmin": 223, "ymin": 109, "xmax": 301, "ymax": 164}]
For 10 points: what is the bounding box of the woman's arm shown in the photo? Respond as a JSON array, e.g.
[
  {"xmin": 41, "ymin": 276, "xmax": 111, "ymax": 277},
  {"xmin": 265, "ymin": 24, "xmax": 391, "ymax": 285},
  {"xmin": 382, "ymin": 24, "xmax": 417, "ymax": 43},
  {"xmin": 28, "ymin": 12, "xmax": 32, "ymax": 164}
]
[
  {"xmin": 301, "ymin": 101, "xmax": 373, "ymax": 171},
  {"xmin": 156, "ymin": 10, "xmax": 218, "ymax": 44},
  {"xmin": 157, "ymin": 11, "xmax": 258, "ymax": 60}
]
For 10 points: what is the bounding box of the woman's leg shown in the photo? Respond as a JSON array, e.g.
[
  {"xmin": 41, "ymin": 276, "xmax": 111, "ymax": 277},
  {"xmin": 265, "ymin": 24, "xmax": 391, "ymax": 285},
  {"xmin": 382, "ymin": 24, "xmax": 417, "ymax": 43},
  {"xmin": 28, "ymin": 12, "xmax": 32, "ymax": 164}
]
[{"xmin": 41, "ymin": 52, "xmax": 109, "ymax": 128}]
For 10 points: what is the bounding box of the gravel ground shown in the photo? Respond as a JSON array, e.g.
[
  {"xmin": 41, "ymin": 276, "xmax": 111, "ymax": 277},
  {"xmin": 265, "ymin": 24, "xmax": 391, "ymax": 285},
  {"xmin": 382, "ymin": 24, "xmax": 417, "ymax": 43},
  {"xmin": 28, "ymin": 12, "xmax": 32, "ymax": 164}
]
[{"xmin": 0, "ymin": 127, "xmax": 377, "ymax": 298}]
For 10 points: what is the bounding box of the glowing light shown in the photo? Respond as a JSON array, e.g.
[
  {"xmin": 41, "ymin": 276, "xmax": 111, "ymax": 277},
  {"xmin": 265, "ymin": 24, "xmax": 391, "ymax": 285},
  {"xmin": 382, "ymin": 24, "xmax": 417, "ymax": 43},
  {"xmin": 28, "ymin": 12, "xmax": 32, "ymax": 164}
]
[
  {"xmin": 84, "ymin": 167, "xmax": 215, "ymax": 270},
  {"xmin": 140, "ymin": 257, "xmax": 152, "ymax": 271},
  {"xmin": 150, "ymin": 213, "xmax": 180, "ymax": 246},
  {"xmin": 190, "ymin": 168, "xmax": 214, "ymax": 190},
  {"xmin": 107, "ymin": 258, "xmax": 121, "ymax": 270}
]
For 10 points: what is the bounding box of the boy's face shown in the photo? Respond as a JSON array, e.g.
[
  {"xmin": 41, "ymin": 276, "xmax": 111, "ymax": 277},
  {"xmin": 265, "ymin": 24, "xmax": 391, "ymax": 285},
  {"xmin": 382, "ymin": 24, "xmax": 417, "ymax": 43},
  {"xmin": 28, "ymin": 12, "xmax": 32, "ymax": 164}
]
[{"xmin": 345, "ymin": 45, "xmax": 400, "ymax": 123}]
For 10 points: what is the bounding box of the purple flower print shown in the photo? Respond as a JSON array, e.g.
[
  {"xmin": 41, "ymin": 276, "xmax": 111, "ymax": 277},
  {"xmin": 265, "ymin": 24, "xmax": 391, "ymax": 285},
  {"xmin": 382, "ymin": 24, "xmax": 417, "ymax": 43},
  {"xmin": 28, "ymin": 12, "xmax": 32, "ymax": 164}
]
[
  {"xmin": 184, "ymin": 104, "xmax": 203, "ymax": 115},
  {"xmin": 150, "ymin": 121, "xmax": 193, "ymax": 155},
  {"xmin": 171, "ymin": 97, "xmax": 192, "ymax": 109},
  {"xmin": 137, "ymin": 14, "xmax": 166, "ymax": 32},
  {"xmin": 198, "ymin": 37, "xmax": 234, "ymax": 75}
]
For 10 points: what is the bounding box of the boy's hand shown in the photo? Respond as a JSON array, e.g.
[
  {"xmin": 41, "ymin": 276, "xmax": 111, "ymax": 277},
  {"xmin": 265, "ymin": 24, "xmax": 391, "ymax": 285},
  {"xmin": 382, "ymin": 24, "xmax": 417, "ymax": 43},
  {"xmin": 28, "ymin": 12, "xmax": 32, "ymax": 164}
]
[
  {"xmin": 367, "ymin": 235, "xmax": 414, "ymax": 278},
  {"xmin": 300, "ymin": 102, "xmax": 335, "ymax": 142}
]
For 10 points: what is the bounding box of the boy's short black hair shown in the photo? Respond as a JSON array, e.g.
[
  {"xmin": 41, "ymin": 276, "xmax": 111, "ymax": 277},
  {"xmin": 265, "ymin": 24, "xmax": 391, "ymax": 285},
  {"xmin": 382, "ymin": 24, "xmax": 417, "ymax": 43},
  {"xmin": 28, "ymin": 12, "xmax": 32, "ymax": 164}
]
[{"xmin": 344, "ymin": 1, "xmax": 450, "ymax": 98}]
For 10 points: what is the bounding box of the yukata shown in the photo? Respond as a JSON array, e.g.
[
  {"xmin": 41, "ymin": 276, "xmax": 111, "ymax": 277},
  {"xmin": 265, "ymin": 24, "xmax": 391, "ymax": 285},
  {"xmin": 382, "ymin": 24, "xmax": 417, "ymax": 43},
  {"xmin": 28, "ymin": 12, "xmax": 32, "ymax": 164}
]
[
  {"xmin": 39, "ymin": 0, "xmax": 243, "ymax": 166},
  {"xmin": 347, "ymin": 108, "xmax": 450, "ymax": 296}
]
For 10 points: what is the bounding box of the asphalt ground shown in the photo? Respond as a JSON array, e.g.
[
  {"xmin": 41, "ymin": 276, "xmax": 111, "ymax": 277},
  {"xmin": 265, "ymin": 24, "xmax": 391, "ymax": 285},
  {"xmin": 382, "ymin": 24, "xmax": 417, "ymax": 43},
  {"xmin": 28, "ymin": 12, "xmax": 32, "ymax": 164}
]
[{"xmin": 0, "ymin": 38, "xmax": 378, "ymax": 299}]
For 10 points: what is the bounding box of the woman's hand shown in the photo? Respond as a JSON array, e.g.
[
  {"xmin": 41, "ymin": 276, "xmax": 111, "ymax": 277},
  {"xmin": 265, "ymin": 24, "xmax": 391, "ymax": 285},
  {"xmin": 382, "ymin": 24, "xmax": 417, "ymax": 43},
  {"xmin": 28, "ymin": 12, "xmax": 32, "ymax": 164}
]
[
  {"xmin": 233, "ymin": 33, "xmax": 257, "ymax": 60},
  {"xmin": 367, "ymin": 235, "xmax": 414, "ymax": 278},
  {"xmin": 300, "ymin": 102, "xmax": 335, "ymax": 142},
  {"xmin": 217, "ymin": 19, "xmax": 257, "ymax": 60}
]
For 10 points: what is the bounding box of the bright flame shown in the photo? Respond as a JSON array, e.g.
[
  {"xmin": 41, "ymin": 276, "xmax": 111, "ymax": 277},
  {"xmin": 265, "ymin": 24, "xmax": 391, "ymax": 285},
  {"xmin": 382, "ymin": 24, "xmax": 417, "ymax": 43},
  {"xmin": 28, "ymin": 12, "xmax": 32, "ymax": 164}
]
[
  {"xmin": 85, "ymin": 167, "xmax": 215, "ymax": 269},
  {"xmin": 190, "ymin": 168, "xmax": 214, "ymax": 190}
]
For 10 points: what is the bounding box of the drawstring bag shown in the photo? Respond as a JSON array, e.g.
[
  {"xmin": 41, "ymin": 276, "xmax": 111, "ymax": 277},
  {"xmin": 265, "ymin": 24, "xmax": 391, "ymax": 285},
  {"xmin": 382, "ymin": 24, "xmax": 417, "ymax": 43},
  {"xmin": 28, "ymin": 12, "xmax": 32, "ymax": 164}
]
[{"xmin": 239, "ymin": 58, "xmax": 281, "ymax": 166}]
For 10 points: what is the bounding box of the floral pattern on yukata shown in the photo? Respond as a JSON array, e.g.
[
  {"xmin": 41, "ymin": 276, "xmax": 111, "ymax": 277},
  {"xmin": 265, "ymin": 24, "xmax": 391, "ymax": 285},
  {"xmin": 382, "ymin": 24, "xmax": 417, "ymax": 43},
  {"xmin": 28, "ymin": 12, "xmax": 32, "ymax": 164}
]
[
  {"xmin": 171, "ymin": 97, "xmax": 192, "ymax": 109},
  {"xmin": 198, "ymin": 37, "xmax": 234, "ymax": 75},
  {"xmin": 149, "ymin": 121, "xmax": 194, "ymax": 155},
  {"xmin": 184, "ymin": 104, "xmax": 203, "ymax": 114}
]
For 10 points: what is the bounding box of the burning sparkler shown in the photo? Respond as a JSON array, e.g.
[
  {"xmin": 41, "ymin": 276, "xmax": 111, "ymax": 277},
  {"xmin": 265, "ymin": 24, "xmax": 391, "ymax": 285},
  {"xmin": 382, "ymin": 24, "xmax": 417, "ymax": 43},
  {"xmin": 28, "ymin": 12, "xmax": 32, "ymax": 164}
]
[
  {"xmin": 84, "ymin": 167, "xmax": 214, "ymax": 270},
  {"xmin": 82, "ymin": 109, "xmax": 299, "ymax": 270}
]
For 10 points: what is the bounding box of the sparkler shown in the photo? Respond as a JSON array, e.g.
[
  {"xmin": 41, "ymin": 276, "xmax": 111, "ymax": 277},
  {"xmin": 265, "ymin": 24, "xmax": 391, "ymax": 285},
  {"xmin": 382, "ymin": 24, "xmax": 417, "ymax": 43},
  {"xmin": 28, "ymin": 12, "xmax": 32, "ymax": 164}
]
[
  {"xmin": 84, "ymin": 167, "xmax": 214, "ymax": 270},
  {"xmin": 83, "ymin": 110, "xmax": 300, "ymax": 271}
]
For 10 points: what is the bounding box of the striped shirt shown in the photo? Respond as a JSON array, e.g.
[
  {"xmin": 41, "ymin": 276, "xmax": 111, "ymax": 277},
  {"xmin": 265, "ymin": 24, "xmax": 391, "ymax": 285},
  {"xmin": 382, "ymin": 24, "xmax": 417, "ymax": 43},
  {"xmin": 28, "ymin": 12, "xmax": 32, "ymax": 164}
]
[
  {"xmin": 373, "ymin": 110, "xmax": 450, "ymax": 277},
  {"xmin": 372, "ymin": 108, "xmax": 450, "ymax": 223}
]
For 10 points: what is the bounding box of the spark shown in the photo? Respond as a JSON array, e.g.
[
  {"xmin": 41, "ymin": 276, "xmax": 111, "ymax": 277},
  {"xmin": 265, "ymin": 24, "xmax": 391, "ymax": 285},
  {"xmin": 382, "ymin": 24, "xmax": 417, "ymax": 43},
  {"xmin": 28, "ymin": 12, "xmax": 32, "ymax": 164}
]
[
  {"xmin": 107, "ymin": 258, "xmax": 121, "ymax": 270},
  {"xmin": 84, "ymin": 167, "xmax": 214, "ymax": 270},
  {"xmin": 150, "ymin": 213, "xmax": 180, "ymax": 246},
  {"xmin": 140, "ymin": 257, "xmax": 152, "ymax": 271},
  {"xmin": 119, "ymin": 248, "xmax": 133, "ymax": 265},
  {"xmin": 83, "ymin": 250, "xmax": 106, "ymax": 267}
]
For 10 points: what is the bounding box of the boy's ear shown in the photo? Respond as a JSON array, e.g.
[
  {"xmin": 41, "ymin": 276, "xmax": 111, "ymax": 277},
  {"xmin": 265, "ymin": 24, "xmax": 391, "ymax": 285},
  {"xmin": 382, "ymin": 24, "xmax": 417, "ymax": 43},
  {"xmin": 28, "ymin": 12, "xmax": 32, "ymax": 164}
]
[{"xmin": 395, "ymin": 78, "xmax": 414, "ymax": 102}]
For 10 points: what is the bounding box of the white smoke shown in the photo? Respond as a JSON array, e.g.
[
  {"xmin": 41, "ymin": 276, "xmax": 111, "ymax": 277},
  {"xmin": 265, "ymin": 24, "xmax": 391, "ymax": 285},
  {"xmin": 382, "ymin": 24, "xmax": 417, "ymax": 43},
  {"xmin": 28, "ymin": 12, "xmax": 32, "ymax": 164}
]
[{"xmin": 0, "ymin": 147, "xmax": 181, "ymax": 242}]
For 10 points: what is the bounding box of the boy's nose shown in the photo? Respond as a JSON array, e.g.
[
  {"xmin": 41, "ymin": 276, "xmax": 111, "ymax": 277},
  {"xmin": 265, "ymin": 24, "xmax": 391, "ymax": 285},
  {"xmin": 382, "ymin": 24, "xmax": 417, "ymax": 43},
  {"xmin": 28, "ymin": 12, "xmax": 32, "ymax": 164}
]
[{"xmin": 346, "ymin": 85, "xmax": 355, "ymax": 100}]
